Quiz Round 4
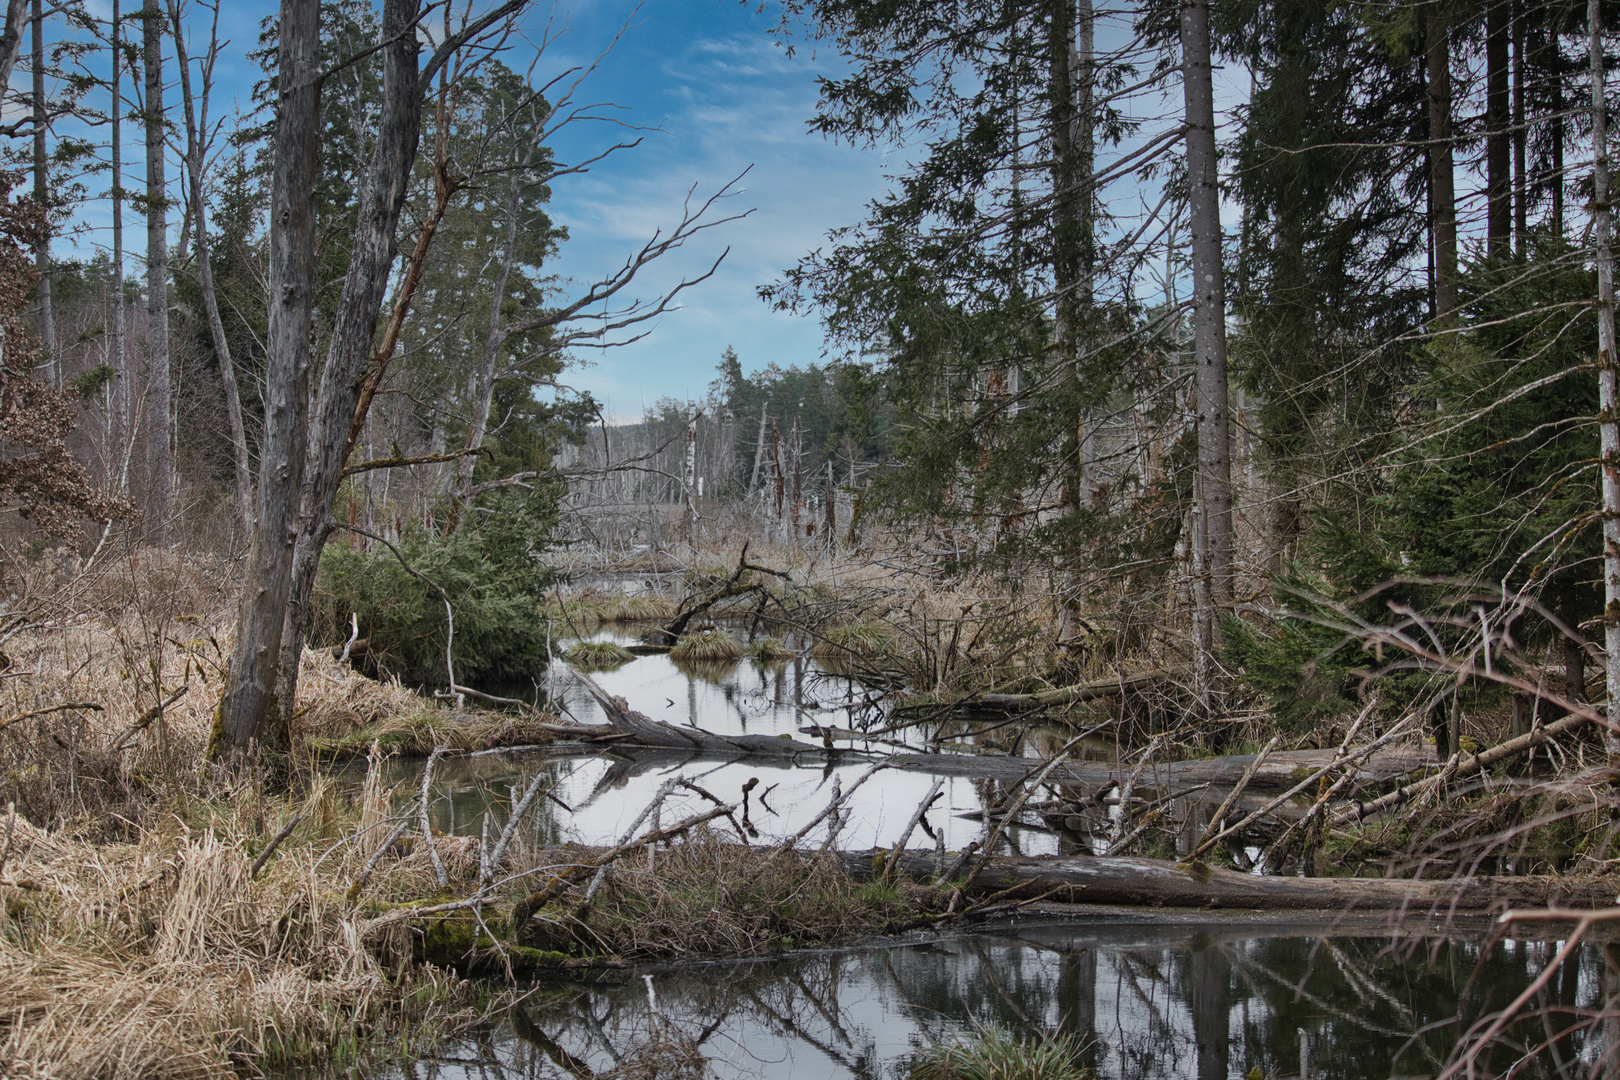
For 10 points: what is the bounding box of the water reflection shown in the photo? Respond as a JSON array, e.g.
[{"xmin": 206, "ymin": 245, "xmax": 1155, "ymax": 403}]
[
  {"xmin": 383, "ymin": 918, "xmax": 1607, "ymax": 1079},
  {"xmin": 384, "ymin": 748, "xmax": 1071, "ymax": 857}
]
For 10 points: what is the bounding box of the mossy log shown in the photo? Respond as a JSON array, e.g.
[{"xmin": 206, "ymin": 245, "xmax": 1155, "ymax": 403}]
[{"xmin": 848, "ymin": 850, "xmax": 1616, "ymax": 912}]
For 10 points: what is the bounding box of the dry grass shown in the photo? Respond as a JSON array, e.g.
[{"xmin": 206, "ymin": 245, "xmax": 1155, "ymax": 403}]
[
  {"xmin": 746, "ymin": 636, "xmax": 797, "ymax": 661},
  {"xmin": 565, "ymin": 641, "xmax": 636, "ymax": 670},
  {"xmin": 668, "ymin": 629, "xmax": 743, "ymax": 662},
  {"xmin": 811, "ymin": 618, "xmax": 899, "ymax": 660},
  {"xmin": 0, "ymin": 783, "xmax": 483, "ymax": 1078},
  {"xmin": 599, "ymin": 594, "xmax": 678, "ymax": 623}
]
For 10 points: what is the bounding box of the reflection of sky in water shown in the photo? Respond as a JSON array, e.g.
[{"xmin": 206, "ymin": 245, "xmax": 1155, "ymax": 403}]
[
  {"xmin": 540, "ymin": 628, "xmax": 916, "ymax": 747},
  {"xmin": 375, "ymin": 920, "xmax": 1607, "ymax": 1079},
  {"xmin": 399, "ymin": 750, "xmax": 1068, "ymax": 857}
]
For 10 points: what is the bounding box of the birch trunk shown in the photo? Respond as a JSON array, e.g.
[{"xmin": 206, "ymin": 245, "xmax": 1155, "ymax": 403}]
[
  {"xmin": 217, "ymin": 0, "xmax": 320, "ymax": 755},
  {"xmin": 1588, "ymin": 0, "xmax": 1620, "ymax": 777},
  {"xmin": 682, "ymin": 410, "xmax": 698, "ymax": 546},
  {"xmin": 143, "ymin": 0, "xmax": 170, "ymax": 537},
  {"xmin": 1180, "ymin": 0, "xmax": 1233, "ymax": 619},
  {"xmin": 748, "ymin": 401, "xmax": 768, "ymax": 497}
]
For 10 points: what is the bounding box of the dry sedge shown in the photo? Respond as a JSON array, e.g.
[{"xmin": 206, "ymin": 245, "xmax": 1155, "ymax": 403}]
[
  {"xmin": 599, "ymin": 594, "xmax": 678, "ymax": 623},
  {"xmin": 747, "ymin": 636, "xmax": 797, "ymax": 660},
  {"xmin": 668, "ymin": 629, "xmax": 744, "ymax": 662},
  {"xmin": 565, "ymin": 640, "xmax": 637, "ymax": 670},
  {"xmin": 811, "ymin": 619, "xmax": 898, "ymax": 660}
]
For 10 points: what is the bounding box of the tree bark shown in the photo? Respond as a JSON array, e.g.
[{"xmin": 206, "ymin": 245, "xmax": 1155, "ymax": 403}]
[
  {"xmin": 1512, "ymin": 0, "xmax": 1527, "ymax": 255},
  {"xmin": 30, "ymin": 0, "xmax": 51, "ymax": 381},
  {"xmin": 143, "ymin": 0, "xmax": 170, "ymax": 537},
  {"xmin": 273, "ymin": 0, "xmax": 427, "ymax": 717},
  {"xmin": 1589, "ymin": 0, "xmax": 1620, "ymax": 780},
  {"xmin": 111, "ymin": 0, "xmax": 128, "ymax": 496},
  {"xmin": 860, "ymin": 850, "xmax": 1614, "ymax": 911},
  {"xmin": 1180, "ymin": 0, "xmax": 1233, "ymax": 623},
  {"xmin": 1427, "ymin": 14, "xmax": 1458, "ymax": 323},
  {"xmin": 1486, "ymin": 0, "xmax": 1511, "ymax": 258},
  {"xmin": 169, "ymin": 0, "xmax": 251, "ymax": 540},
  {"xmin": 216, "ymin": 0, "xmax": 321, "ymax": 756}
]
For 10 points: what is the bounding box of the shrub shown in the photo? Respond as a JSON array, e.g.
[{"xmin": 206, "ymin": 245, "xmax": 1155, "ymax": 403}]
[{"xmin": 311, "ymin": 488, "xmax": 562, "ymax": 686}]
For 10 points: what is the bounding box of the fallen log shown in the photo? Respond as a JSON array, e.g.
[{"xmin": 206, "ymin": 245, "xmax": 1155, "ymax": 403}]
[
  {"xmin": 849, "ymin": 850, "xmax": 1617, "ymax": 912},
  {"xmin": 962, "ymin": 667, "xmax": 1190, "ymax": 712},
  {"xmin": 569, "ymin": 668, "xmax": 826, "ymax": 756},
  {"xmin": 885, "ymin": 742, "xmax": 1435, "ymax": 792}
]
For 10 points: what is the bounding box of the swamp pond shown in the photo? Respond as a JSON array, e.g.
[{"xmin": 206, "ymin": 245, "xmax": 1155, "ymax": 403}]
[{"xmin": 358, "ymin": 614, "xmax": 1607, "ymax": 1077}]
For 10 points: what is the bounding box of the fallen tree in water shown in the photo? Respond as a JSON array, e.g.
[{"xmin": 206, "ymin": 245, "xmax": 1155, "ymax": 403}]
[
  {"xmin": 568, "ymin": 668, "xmax": 826, "ymax": 755},
  {"xmin": 842, "ymin": 849, "xmax": 1616, "ymax": 912}
]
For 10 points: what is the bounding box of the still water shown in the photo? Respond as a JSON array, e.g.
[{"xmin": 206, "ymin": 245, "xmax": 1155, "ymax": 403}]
[{"xmin": 383, "ymin": 916, "xmax": 1608, "ymax": 1079}]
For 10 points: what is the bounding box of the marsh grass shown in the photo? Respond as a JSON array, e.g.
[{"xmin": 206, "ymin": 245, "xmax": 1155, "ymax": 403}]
[
  {"xmin": 599, "ymin": 594, "xmax": 678, "ymax": 623},
  {"xmin": 811, "ymin": 619, "xmax": 898, "ymax": 660},
  {"xmin": 669, "ymin": 629, "xmax": 744, "ymax": 662},
  {"xmin": 907, "ymin": 1025, "xmax": 1093, "ymax": 1080},
  {"xmin": 306, "ymin": 708, "xmax": 563, "ymax": 759},
  {"xmin": 746, "ymin": 636, "xmax": 797, "ymax": 661},
  {"xmin": 565, "ymin": 641, "xmax": 636, "ymax": 670}
]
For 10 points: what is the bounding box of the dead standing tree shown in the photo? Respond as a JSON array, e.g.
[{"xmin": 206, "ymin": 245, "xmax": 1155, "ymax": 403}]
[{"xmin": 218, "ymin": 2, "xmax": 751, "ymax": 757}]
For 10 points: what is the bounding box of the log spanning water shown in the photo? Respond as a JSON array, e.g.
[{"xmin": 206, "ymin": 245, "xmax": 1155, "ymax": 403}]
[{"xmin": 842, "ymin": 849, "xmax": 1616, "ymax": 912}]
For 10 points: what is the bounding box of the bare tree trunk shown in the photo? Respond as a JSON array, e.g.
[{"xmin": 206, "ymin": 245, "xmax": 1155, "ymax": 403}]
[
  {"xmin": 273, "ymin": 0, "xmax": 429, "ymax": 714},
  {"xmin": 111, "ymin": 0, "xmax": 128, "ymax": 496},
  {"xmin": 682, "ymin": 409, "xmax": 697, "ymax": 545},
  {"xmin": 1588, "ymin": 0, "xmax": 1620, "ymax": 778},
  {"xmin": 216, "ymin": 0, "xmax": 321, "ymax": 757},
  {"xmin": 1428, "ymin": 14, "xmax": 1459, "ymax": 323},
  {"xmin": 1486, "ymin": 0, "xmax": 1511, "ymax": 258},
  {"xmin": 143, "ymin": 0, "xmax": 170, "ymax": 537},
  {"xmin": 30, "ymin": 0, "xmax": 51, "ymax": 382},
  {"xmin": 1181, "ymin": 0, "xmax": 1233, "ymax": 620},
  {"xmin": 1513, "ymin": 0, "xmax": 1527, "ymax": 255},
  {"xmin": 169, "ymin": 0, "xmax": 250, "ymax": 539},
  {"xmin": 748, "ymin": 400, "xmax": 768, "ymax": 497}
]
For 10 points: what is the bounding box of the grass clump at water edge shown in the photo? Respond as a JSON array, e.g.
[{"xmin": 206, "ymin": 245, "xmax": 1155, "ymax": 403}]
[
  {"xmin": 599, "ymin": 594, "xmax": 678, "ymax": 624},
  {"xmin": 747, "ymin": 636, "xmax": 797, "ymax": 661},
  {"xmin": 565, "ymin": 640, "xmax": 636, "ymax": 670},
  {"xmin": 811, "ymin": 618, "xmax": 897, "ymax": 660},
  {"xmin": 669, "ymin": 629, "xmax": 744, "ymax": 662},
  {"xmin": 907, "ymin": 1024, "xmax": 1093, "ymax": 1080}
]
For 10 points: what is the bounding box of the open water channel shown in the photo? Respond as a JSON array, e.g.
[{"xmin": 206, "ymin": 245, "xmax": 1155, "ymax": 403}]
[{"xmin": 362, "ymin": 609, "xmax": 1614, "ymax": 1078}]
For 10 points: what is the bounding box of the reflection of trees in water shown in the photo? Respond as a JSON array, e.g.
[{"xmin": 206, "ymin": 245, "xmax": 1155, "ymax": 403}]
[{"xmin": 378, "ymin": 930, "xmax": 1605, "ymax": 1079}]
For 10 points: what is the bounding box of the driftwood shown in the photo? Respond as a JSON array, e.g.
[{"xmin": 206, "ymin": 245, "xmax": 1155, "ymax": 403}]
[
  {"xmin": 568, "ymin": 668, "xmax": 826, "ymax": 756},
  {"xmin": 851, "ymin": 850, "xmax": 1616, "ymax": 912}
]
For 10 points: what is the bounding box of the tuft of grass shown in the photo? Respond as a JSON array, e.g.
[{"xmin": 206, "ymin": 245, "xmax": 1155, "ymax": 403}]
[
  {"xmin": 747, "ymin": 637, "xmax": 797, "ymax": 661},
  {"xmin": 907, "ymin": 1024, "xmax": 1093, "ymax": 1080},
  {"xmin": 669, "ymin": 629, "xmax": 744, "ymax": 662},
  {"xmin": 565, "ymin": 641, "xmax": 636, "ymax": 670},
  {"xmin": 599, "ymin": 594, "xmax": 678, "ymax": 623},
  {"xmin": 811, "ymin": 619, "xmax": 897, "ymax": 660}
]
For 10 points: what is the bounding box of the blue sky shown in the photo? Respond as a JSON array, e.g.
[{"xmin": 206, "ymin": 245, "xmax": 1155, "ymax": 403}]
[
  {"xmin": 40, "ymin": 0, "xmax": 890, "ymax": 422},
  {"xmin": 528, "ymin": 1, "xmax": 890, "ymax": 419}
]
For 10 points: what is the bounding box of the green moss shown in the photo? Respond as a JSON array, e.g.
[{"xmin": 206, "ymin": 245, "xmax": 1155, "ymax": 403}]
[{"xmin": 1178, "ymin": 859, "xmax": 1213, "ymax": 884}]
